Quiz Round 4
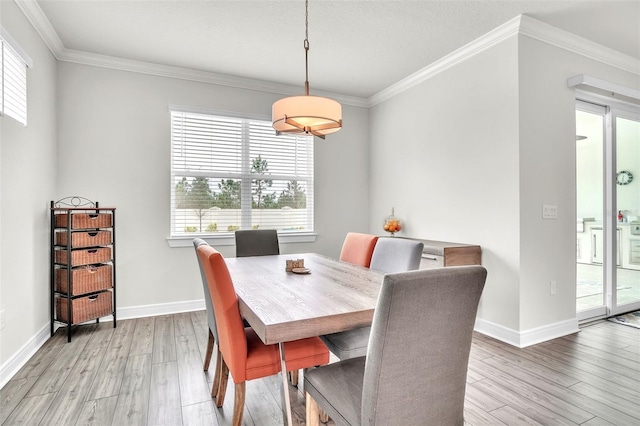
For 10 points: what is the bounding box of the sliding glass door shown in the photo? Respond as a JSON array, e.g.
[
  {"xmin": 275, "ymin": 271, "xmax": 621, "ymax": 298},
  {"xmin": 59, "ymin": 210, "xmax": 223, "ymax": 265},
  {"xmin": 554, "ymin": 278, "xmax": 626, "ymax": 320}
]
[{"xmin": 576, "ymin": 99, "xmax": 640, "ymax": 320}]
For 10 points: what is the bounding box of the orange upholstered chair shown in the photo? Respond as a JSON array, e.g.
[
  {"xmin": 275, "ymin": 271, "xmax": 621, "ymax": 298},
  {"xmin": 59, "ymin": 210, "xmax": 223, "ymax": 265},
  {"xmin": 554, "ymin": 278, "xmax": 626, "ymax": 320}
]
[
  {"xmin": 197, "ymin": 245, "xmax": 329, "ymax": 426},
  {"xmin": 339, "ymin": 232, "xmax": 379, "ymax": 267}
]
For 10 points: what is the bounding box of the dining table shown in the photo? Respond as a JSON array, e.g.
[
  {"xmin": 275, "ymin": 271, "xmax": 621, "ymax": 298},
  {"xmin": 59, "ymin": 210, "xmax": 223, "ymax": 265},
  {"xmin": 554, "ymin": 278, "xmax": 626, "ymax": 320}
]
[{"xmin": 224, "ymin": 252, "xmax": 385, "ymax": 426}]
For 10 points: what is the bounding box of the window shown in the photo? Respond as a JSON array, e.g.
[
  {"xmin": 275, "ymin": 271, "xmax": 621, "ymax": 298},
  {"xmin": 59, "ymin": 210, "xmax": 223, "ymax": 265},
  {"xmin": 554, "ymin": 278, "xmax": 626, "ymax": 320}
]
[
  {"xmin": 170, "ymin": 108, "xmax": 314, "ymax": 238},
  {"xmin": 1, "ymin": 27, "xmax": 31, "ymax": 125}
]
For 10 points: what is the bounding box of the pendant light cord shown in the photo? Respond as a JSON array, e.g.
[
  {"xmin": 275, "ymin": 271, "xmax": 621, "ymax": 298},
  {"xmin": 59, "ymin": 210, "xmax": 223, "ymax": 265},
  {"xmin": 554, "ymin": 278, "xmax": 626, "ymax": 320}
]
[{"xmin": 304, "ymin": 0, "xmax": 310, "ymax": 96}]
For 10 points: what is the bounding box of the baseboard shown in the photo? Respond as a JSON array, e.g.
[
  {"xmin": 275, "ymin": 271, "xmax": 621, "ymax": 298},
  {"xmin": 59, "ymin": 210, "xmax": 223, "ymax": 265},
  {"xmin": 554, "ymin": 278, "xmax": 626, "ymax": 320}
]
[
  {"xmin": 116, "ymin": 299, "xmax": 205, "ymax": 321},
  {"xmin": 0, "ymin": 299, "xmax": 205, "ymax": 388},
  {"xmin": 475, "ymin": 317, "xmax": 579, "ymax": 348},
  {"xmin": 0, "ymin": 324, "xmax": 50, "ymax": 389}
]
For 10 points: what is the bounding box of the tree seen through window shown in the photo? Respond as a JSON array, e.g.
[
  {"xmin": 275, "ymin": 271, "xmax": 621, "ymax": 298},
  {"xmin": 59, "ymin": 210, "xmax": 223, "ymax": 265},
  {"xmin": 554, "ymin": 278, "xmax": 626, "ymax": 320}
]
[{"xmin": 175, "ymin": 157, "xmax": 307, "ymax": 232}]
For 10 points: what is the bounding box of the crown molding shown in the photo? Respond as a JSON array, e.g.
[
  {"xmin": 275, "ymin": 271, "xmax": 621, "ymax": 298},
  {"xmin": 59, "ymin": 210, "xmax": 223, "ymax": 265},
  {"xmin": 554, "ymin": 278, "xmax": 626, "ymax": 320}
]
[
  {"xmin": 368, "ymin": 14, "xmax": 640, "ymax": 107},
  {"xmin": 14, "ymin": 0, "xmax": 65, "ymax": 57},
  {"xmin": 518, "ymin": 14, "xmax": 640, "ymax": 75},
  {"xmin": 369, "ymin": 15, "xmax": 523, "ymax": 106},
  {"xmin": 14, "ymin": 0, "xmax": 368, "ymax": 108},
  {"xmin": 57, "ymin": 48, "xmax": 369, "ymax": 108},
  {"xmin": 15, "ymin": 0, "xmax": 640, "ymax": 110}
]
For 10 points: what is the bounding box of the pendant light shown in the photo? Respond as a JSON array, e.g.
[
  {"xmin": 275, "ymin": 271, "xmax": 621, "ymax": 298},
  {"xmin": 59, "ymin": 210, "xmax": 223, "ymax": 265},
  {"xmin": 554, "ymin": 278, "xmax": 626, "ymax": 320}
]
[{"xmin": 272, "ymin": 0, "xmax": 342, "ymax": 139}]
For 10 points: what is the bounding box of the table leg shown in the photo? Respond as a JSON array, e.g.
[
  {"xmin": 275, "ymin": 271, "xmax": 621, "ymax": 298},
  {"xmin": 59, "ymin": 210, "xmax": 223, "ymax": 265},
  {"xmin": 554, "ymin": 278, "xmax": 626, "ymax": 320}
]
[{"xmin": 279, "ymin": 343, "xmax": 293, "ymax": 426}]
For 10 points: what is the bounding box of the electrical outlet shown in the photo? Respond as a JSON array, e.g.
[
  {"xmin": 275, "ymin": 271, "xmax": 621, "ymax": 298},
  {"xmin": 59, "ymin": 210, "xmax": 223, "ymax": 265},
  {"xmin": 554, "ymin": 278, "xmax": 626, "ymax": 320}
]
[
  {"xmin": 550, "ymin": 280, "xmax": 557, "ymax": 295},
  {"xmin": 0, "ymin": 310, "xmax": 5, "ymax": 330}
]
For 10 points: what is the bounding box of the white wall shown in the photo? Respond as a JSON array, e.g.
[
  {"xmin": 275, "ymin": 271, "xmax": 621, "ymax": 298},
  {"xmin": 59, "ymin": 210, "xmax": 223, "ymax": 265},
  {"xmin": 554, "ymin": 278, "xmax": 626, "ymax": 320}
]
[
  {"xmin": 0, "ymin": 0, "xmax": 57, "ymax": 372},
  {"xmin": 517, "ymin": 35, "xmax": 640, "ymax": 331},
  {"xmin": 369, "ymin": 30, "xmax": 640, "ymax": 343},
  {"xmin": 369, "ymin": 38, "xmax": 522, "ymax": 331},
  {"xmin": 517, "ymin": 36, "xmax": 577, "ymax": 333},
  {"xmin": 56, "ymin": 61, "xmax": 370, "ymax": 310}
]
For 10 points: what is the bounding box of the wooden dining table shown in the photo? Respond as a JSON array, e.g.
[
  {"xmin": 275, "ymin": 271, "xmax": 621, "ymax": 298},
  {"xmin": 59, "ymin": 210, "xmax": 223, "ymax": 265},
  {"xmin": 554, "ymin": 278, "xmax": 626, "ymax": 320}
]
[{"xmin": 224, "ymin": 252, "xmax": 385, "ymax": 426}]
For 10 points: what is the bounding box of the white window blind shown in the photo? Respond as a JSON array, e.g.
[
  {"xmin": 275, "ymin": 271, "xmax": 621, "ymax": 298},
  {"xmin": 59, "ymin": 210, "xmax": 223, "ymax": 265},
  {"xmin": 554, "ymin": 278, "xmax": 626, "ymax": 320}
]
[
  {"xmin": 170, "ymin": 109, "xmax": 314, "ymax": 236},
  {"xmin": 1, "ymin": 28, "xmax": 30, "ymax": 126}
]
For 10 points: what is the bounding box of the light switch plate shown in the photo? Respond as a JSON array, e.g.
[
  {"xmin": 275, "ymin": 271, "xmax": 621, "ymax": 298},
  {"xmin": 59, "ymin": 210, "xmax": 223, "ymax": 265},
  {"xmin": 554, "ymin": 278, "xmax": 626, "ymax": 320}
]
[{"xmin": 543, "ymin": 205, "xmax": 558, "ymax": 219}]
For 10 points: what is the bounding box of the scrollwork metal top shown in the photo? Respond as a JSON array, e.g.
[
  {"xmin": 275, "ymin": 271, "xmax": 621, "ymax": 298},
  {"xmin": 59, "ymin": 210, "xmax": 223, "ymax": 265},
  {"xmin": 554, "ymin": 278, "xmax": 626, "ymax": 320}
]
[{"xmin": 53, "ymin": 196, "xmax": 96, "ymax": 208}]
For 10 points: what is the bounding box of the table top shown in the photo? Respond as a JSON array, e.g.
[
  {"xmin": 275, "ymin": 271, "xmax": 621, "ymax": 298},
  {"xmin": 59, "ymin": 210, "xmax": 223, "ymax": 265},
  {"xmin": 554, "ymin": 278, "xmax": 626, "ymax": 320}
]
[{"xmin": 225, "ymin": 253, "xmax": 384, "ymax": 345}]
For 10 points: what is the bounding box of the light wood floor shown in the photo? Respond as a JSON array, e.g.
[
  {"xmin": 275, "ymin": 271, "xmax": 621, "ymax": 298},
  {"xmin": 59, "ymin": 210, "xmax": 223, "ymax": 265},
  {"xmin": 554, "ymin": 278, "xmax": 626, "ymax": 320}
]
[{"xmin": 1, "ymin": 311, "xmax": 639, "ymax": 425}]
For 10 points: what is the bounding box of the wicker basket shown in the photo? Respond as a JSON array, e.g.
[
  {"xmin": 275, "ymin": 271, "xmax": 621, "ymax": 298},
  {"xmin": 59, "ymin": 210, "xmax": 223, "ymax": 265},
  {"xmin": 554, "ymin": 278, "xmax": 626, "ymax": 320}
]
[
  {"xmin": 55, "ymin": 247, "xmax": 112, "ymax": 267},
  {"xmin": 56, "ymin": 291, "xmax": 113, "ymax": 324},
  {"xmin": 55, "ymin": 264, "xmax": 113, "ymax": 295},
  {"xmin": 55, "ymin": 213, "xmax": 112, "ymax": 229},
  {"xmin": 55, "ymin": 230, "xmax": 112, "ymax": 248}
]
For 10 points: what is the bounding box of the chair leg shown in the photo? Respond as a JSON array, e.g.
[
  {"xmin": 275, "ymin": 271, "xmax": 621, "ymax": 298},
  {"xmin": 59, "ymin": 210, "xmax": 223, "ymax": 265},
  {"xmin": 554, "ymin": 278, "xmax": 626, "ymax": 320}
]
[
  {"xmin": 306, "ymin": 392, "xmax": 320, "ymax": 426},
  {"xmin": 289, "ymin": 369, "xmax": 299, "ymax": 386},
  {"xmin": 232, "ymin": 381, "xmax": 246, "ymax": 426},
  {"xmin": 211, "ymin": 346, "xmax": 222, "ymax": 398},
  {"xmin": 216, "ymin": 358, "xmax": 229, "ymax": 408},
  {"xmin": 203, "ymin": 329, "xmax": 214, "ymax": 371}
]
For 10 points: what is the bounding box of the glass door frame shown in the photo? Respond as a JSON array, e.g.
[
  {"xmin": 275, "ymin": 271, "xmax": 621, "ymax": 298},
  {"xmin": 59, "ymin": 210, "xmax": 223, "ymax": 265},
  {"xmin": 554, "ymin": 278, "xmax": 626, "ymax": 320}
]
[
  {"xmin": 576, "ymin": 99, "xmax": 607, "ymax": 322},
  {"xmin": 610, "ymin": 104, "xmax": 640, "ymax": 316}
]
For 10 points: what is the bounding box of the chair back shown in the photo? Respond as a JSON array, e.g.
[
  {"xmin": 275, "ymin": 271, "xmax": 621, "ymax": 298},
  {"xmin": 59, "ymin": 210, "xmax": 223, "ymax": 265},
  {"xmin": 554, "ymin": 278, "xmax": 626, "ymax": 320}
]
[
  {"xmin": 339, "ymin": 232, "xmax": 379, "ymax": 268},
  {"xmin": 235, "ymin": 229, "xmax": 280, "ymax": 257},
  {"xmin": 193, "ymin": 238, "xmax": 218, "ymax": 341},
  {"xmin": 197, "ymin": 245, "xmax": 249, "ymax": 382},
  {"xmin": 362, "ymin": 266, "xmax": 487, "ymax": 424},
  {"xmin": 369, "ymin": 237, "xmax": 424, "ymax": 273}
]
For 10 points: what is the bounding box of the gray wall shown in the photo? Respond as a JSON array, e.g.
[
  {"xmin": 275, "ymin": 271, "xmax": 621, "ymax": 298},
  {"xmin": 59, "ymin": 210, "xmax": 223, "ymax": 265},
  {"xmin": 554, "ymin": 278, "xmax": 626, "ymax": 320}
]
[
  {"xmin": 55, "ymin": 61, "xmax": 371, "ymax": 310},
  {"xmin": 0, "ymin": 0, "xmax": 58, "ymax": 368}
]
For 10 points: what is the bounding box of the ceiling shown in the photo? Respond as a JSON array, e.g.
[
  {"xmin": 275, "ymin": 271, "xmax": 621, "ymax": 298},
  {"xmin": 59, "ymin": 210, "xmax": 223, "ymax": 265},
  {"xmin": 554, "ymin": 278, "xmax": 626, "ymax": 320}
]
[{"xmin": 28, "ymin": 1, "xmax": 640, "ymax": 99}]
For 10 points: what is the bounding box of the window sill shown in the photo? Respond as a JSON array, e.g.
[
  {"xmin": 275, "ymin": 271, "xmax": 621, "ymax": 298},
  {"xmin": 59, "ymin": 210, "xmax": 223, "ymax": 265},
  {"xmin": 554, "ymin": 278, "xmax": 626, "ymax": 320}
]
[{"xmin": 166, "ymin": 232, "xmax": 317, "ymax": 248}]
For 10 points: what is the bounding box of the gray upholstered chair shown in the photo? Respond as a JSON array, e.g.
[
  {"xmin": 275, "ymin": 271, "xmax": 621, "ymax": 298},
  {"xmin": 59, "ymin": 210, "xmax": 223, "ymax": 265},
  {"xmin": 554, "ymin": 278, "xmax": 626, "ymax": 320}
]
[
  {"xmin": 370, "ymin": 237, "xmax": 424, "ymax": 273},
  {"xmin": 234, "ymin": 229, "xmax": 280, "ymax": 257},
  {"xmin": 320, "ymin": 237, "xmax": 424, "ymax": 360},
  {"xmin": 305, "ymin": 266, "xmax": 487, "ymax": 425},
  {"xmin": 193, "ymin": 238, "xmax": 223, "ymax": 398}
]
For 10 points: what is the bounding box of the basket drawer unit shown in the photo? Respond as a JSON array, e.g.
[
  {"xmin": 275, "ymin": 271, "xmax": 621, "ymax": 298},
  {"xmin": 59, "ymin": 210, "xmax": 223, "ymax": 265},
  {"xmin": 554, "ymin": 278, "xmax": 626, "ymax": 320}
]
[
  {"xmin": 55, "ymin": 264, "xmax": 113, "ymax": 295},
  {"xmin": 51, "ymin": 200, "xmax": 117, "ymax": 342},
  {"xmin": 55, "ymin": 247, "xmax": 112, "ymax": 267},
  {"xmin": 56, "ymin": 292, "xmax": 113, "ymax": 325},
  {"xmin": 55, "ymin": 230, "xmax": 112, "ymax": 248},
  {"xmin": 55, "ymin": 213, "xmax": 112, "ymax": 229}
]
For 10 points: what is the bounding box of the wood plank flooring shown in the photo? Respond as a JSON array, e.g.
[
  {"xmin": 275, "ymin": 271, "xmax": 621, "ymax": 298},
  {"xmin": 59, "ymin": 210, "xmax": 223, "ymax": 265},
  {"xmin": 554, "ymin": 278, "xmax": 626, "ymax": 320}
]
[{"xmin": 1, "ymin": 312, "xmax": 639, "ymax": 425}]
